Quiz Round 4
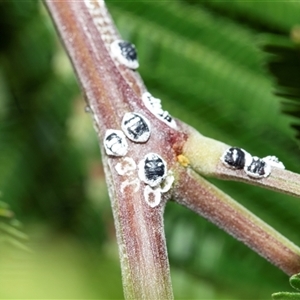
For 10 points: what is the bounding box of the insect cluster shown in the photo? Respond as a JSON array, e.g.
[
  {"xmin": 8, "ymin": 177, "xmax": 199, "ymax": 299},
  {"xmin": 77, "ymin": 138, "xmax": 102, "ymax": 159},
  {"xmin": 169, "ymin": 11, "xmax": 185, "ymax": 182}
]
[
  {"xmin": 221, "ymin": 147, "xmax": 285, "ymax": 179},
  {"xmin": 103, "ymin": 111, "xmax": 174, "ymax": 207},
  {"xmin": 102, "ymin": 39, "xmax": 179, "ymax": 207}
]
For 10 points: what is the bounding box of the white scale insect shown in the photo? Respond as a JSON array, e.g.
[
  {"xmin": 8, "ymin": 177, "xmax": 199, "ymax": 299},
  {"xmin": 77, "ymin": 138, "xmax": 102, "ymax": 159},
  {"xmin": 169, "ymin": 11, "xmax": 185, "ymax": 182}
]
[
  {"xmin": 121, "ymin": 112, "xmax": 151, "ymax": 143},
  {"xmin": 110, "ymin": 40, "xmax": 139, "ymax": 70},
  {"xmin": 138, "ymin": 153, "xmax": 174, "ymax": 208},
  {"xmin": 221, "ymin": 147, "xmax": 285, "ymax": 179},
  {"xmin": 142, "ymin": 92, "xmax": 177, "ymax": 129},
  {"xmin": 142, "ymin": 174, "xmax": 175, "ymax": 208},
  {"xmin": 103, "ymin": 129, "xmax": 128, "ymax": 157},
  {"xmin": 138, "ymin": 153, "xmax": 167, "ymax": 187},
  {"xmin": 113, "ymin": 152, "xmax": 174, "ymax": 208},
  {"xmin": 262, "ymin": 155, "xmax": 285, "ymax": 169},
  {"xmin": 245, "ymin": 156, "xmax": 271, "ymax": 179},
  {"xmin": 115, "ymin": 157, "xmax": 137, "ymax": 176},
  {"xmin": 221, "ymin": 147, "xmax": 252, "ymax": 170},
  {"xmin": 143, "ymin": 186, "xmax": 161, "ymax": 208},
  {"xmin": 115, "ymin": 157, "xmax": 141, "ymax": 193}
]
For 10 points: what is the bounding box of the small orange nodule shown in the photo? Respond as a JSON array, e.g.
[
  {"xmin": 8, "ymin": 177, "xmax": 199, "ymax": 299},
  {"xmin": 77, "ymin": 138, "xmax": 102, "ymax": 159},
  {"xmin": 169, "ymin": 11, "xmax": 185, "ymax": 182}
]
[{"xmin": 177, "ymin": 154, "xmax": 190, "ymax": 167}]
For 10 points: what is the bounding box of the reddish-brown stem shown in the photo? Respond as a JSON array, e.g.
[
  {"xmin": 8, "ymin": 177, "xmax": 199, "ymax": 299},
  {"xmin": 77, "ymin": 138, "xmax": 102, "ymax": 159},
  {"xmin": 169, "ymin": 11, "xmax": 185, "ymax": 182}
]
[
  {"xmin": 44, "ymin": 1, "xmax": 189, "ymax": 299},
  {"xmin": 44, "ymin": 0, "xmax": 300, "ymax": 298},
  {"xmin": 172, "ymin": 167, "xmax": 300, "ymax": 276},
  {"xmin": 215, "ymin": 164, "xmax": 300, "ymax": 198}
]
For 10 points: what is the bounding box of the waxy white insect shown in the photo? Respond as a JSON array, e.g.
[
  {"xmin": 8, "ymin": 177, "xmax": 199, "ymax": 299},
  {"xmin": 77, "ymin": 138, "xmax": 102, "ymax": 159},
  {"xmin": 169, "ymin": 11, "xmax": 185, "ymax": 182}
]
[
  {"xmin": 121, "ymin": 112, "xmax": 151, "ymax": 143},
  {"xmin": 262, "ymin": 155, "xmax": 285, "ymax": 170},
  {"xmin": 143, "ymin": 173, "xmax": 174, "ymax": 208},
  {"xmin": 142, "ymin": 92, "xmax": 177, "ymax": 129},
  {"xmin": 121, "ymin": 178, "xmax": 140, "ymax": 193},
  {"xmin": 143, "ymin": 185, "xmax": 162, "ymax": 208},
  {"xmin": 221, "ymin": 147, "xmax": 252, "ymax": 169},
  {"xmin": 104, "ymin": 129, "xmax": 128, "ymax": 157},
  {"xmin": 159, "ymin": 172, "xmax": 175, "ymax": 193},
  {"xmin": 244, "ymin": 156, "xmax": 271, "ymax": 179},
  {"xmin": 115, "ymin": 157, "xmax": 137, "ymax": 176},
  {"xmin": 110, "ymin": 40, "xmax": 139, "ymax": 69},
  {"xmin": 138, "ymin": 153, "xmax": 167, "ymax": 187}
]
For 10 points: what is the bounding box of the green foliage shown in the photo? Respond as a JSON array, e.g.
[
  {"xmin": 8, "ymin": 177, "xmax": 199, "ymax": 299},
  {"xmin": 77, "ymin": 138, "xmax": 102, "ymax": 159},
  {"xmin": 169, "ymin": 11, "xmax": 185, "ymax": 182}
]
[
  {"xmin": 273, "ymin": 293, "xmax": 300, "ymax": 300},
  {"xmin": 0, "ymin": 1, "xmax": 113, "ymax": 297},
  {"xmin": 0, "ymin": 200, "xmax": 29, "ymax": 253},
  {"xmin": 107, "ymin": 0, "xmax": 300, "ymax": 298},
  {"xmin": 0, "ymin": 0, "xmax": 300, "ymax": 299},
  {"xmin": 272, "ymin": 273, "xmax": 300, "ymax": 300},
  {"xmin": 263, "ymin": 35, "xmax": 300, "ymax": 140},
  {"xmin": 291, "ymin": 274, "xmax": 300, "ymax": 291}
]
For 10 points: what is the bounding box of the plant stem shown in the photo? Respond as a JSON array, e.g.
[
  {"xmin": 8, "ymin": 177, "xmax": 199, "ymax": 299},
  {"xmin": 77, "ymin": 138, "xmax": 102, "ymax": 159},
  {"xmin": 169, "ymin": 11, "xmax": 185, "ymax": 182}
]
[
  {"xmin": 44, "ymin": 0, "xmax": 300, "ymax": 297},
  {"xmin": 173, "ymin": 167, "xmax": 300, "ymax": 276},
  {"xmin": 44, "ymin": 1, "xmax": 175, "ymax": 298},
  {"xmin": 183, "ymin": 125, "xmax": 300, "ymax": 198}
]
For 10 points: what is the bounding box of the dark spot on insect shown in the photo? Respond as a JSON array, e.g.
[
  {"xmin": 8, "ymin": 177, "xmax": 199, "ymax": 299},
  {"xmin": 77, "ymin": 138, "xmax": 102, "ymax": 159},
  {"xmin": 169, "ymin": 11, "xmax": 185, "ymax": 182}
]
[
  {"xmin": 163, "ymin": 114, "xmax": 172, "ymax": 123},
  {"xmin": 118, "ymin": 41, "xmax": 137, "ymax": 62},
  {"xmin": 222, "ymin": 147, "xmax": 246, "ymax": 169},
  {"xmin": 144, "ymin": 157, "xmax": 165, "ymax": 182},
  {"xmin": 104, "ymin": 130, "xmax": 127, "ymax": 156},
  {"xmin": 106, "ymin": 133, "xmax": 122, "ymax": 147},
  {"xmin": 245, "ymin": 157, "xmax": 270, "ymax": 178},
  {"xmin": 124, "ymin": 115, "xmax": 147, "ymax": 138},
  {"xmin": 139, "ymin": 153, "xmax": 167, "ymax": 186},
  {"xmin": 111, "ymin": 40, "xmax": 139, "ymax": 69},
  {"xmin": 158, "ymin": 111, "xmax": 173, "ymax": 123},
  {"xmin": 122, "ymin": 113, "xmax": 150, "ymax": 142}
]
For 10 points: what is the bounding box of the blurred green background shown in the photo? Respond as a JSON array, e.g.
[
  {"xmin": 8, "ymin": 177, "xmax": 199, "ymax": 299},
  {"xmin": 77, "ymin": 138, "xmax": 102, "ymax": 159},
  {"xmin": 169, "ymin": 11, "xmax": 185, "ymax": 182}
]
[{"xmin": 0, "ymin": 0, "xmax": 300, "ymax": 299}]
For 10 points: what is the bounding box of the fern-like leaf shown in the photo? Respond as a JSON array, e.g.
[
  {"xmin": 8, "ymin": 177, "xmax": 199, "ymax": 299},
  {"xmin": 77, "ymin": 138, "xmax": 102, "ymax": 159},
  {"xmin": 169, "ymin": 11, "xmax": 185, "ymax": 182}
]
[
  {"xmin": 272, "ymin": 274, "xmax": 300, "ymax": 300},
  {"xmin": 263, "ymin": 35, "xmax": 300, "ymax": 141},
  {"xmin": 0, "ymin": 200, "xmax": 30, "ymax": 252}
]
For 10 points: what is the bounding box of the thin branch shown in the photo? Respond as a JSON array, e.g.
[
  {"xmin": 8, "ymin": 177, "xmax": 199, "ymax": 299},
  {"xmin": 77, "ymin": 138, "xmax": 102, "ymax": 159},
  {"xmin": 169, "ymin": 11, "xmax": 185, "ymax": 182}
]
[
  {"xmin": 44, "ymin": 1, "xmax": 182, "ymax": 299},
  {"xmin": 172, "ymin": 167, "xmax": 300, "ymax": 276},
  {"xmin": 182, "ymin": 125, "xmax": 300, "ymax": 198},
  {"xmin": 83, "ymin": 0, "xmax": 146, "ymax": 97}
]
